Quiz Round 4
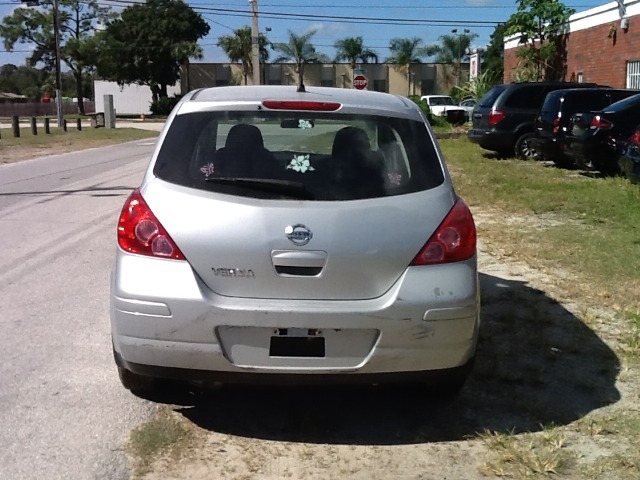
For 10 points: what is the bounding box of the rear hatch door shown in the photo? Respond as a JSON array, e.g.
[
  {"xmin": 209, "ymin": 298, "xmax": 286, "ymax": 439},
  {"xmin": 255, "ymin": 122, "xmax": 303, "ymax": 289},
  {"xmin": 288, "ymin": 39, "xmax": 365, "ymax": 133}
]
[{"xmin": 143, "ymin": 182, "xmax": 455, "ymax": 301}]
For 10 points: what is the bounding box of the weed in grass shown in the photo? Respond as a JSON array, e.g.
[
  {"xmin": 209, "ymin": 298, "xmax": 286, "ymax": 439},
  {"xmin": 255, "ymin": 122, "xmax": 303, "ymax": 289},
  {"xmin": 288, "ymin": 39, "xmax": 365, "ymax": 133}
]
[
  {"xmin": 479, "ymin": 427, "xmax": 573, "ymax": 477},
  {"xmin": 582, "ymin": 453, "xmax": 640, "ymax": 480},
  {"xmin": 621, "ymin": 311, "xmax": 640, "ymax": 359}
]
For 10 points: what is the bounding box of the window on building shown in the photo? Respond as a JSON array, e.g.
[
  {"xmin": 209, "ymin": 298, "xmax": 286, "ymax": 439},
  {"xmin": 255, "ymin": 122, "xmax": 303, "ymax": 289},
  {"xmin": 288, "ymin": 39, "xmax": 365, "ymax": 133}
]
[
  {"xmin": 577, "ymin": 72, "xmax": 583, "ymax": 83},
  {"xmin": 627, "ymin": 60, "xmax": 640, "ymax": 89},
  {"xmin": 373, "ymin": 80, "xmax": 387, "ymax": 92}
]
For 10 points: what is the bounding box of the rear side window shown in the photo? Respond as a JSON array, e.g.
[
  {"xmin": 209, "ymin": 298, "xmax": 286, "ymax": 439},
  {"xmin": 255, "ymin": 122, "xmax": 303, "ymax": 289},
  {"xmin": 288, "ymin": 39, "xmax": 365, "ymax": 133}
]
[
  {"xmin": 539, "ymin": 92, "xmax": 562, "ymax": 118},
  {"xmin": 477, "ymin": 85, "xmax": 506, "ymax": 108},
  {"xmin": 504, "ymin": 86, "xmax": 548, "ymax": 109},
  {"xmin": 153, "ymin": 112, "xmax": 444, "ymax": 201}
]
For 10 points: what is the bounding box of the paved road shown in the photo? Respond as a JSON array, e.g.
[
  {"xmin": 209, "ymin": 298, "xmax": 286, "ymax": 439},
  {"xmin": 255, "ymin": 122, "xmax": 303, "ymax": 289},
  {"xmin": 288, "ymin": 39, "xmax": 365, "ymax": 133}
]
[{"xmin": 0, "ymin": 140, "xmax": 158, "ymax": 480}]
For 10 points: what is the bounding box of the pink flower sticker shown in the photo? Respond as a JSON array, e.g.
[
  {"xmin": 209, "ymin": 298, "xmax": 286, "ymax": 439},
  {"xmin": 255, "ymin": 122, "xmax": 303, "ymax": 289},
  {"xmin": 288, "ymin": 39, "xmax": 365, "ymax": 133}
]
[
  {"xmin": 388, "ymin": 172, "xmax": 402, "ymax": 186},
  {"xmin": 200, "ymin": 162, "xmax": 215, "ymax": 177}
]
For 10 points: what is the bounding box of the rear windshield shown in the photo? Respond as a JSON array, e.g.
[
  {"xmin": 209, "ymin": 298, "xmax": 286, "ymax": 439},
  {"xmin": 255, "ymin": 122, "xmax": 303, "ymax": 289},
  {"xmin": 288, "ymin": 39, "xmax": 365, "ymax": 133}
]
[
  {"xmin": 477, "ymin": 85, "xmax": 506, "ymax": 108},
  {"xmin": 602, "ymin": 93, "xmax": 640, "ymax": 113},
  {"xmin": 429, "ymin": 97, "xmax": 455, "ymax": 106},
  {"xmin": 153, "ymin": 111, "xmax": 444, "ymax": 201}
]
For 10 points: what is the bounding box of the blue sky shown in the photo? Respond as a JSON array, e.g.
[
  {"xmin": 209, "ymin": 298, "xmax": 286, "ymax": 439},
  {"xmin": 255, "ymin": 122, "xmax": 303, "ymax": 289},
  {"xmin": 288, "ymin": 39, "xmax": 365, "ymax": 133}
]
[{"xmin": 0, "ymin": 0, "xmax": 612, "ymax": 67}]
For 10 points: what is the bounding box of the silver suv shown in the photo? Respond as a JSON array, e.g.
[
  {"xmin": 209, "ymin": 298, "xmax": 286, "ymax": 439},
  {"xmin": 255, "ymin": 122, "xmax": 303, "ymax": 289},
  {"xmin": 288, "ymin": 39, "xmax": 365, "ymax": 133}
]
[{"xmin": 111, "ymin": 86, "xmax": 480, "ymax": 396}]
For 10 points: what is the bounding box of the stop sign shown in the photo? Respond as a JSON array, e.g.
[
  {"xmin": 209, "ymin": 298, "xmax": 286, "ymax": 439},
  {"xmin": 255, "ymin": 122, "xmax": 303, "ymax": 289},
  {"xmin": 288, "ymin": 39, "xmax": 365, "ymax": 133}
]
[{"xmin": 353, "ymin": 74, "xmax": 368, "ymax": 90}]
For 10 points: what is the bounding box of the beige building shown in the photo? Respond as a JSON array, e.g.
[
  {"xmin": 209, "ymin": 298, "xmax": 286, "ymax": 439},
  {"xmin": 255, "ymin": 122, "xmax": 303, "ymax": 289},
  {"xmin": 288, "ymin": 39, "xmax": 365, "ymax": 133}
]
[{"xmin": 181, "ymin": 62, "xmax": 468, "ymax": 97}]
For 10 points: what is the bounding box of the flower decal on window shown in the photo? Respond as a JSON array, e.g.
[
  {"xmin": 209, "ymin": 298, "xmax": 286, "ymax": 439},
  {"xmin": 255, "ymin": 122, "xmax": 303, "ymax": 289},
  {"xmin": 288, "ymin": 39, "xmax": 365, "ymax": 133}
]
[
  {"xmin": 287, "ymin": 154, "xmax": 315, "ymax": 173},
  {"xmin": 388, "ymin": 172, "xmax": 402, "ymax": 186},
  {"xmin": 200, "ymin": 162, "xmax": 215, "ymax": 177}
]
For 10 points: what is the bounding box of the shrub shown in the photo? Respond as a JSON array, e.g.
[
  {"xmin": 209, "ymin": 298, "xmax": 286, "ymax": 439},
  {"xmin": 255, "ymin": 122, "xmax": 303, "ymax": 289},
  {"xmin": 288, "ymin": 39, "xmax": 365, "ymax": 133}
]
[
  {"xmin": 408, "ymin": 96, "xmax": 450, "ymax": 128},
  {"xmin": 150, "ymin": 96, "xmax": 181, "ymax": 116}
]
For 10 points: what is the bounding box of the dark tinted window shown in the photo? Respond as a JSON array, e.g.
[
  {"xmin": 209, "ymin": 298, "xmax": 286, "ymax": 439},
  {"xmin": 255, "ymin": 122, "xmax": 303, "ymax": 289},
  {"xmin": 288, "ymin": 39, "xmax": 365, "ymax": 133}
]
[
  {"xmin": 477, "ymin": 85, "xmax": 506, "ymax": 108},
  {"xmin": 563, "ymin": 91, "xmax": 611, "ymax": 113},
  {"xmin": 153, "ymin": 112, "xmax": 444, "ymax": 201},
  {"xmin": 603, "ymin": 93, "xmax": 640, "ymax": 113},
  {"xmin": 539, "ymin": 92, "xmax": 563, "ymax": 118},
  {"xmin": 504, "ymin": 86, "xmax": 548, "ymax": 108}
]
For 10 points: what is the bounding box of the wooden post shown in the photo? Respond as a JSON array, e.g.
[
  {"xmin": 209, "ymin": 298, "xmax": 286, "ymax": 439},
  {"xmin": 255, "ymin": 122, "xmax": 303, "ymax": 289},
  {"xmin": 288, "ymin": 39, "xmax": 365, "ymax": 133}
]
[
  {"xmin": 31, "ymin": 117, "xmax": 37, "ymax": 135},
  {"xmin": 12, "ymin": 116, "xmax": 20, "ymax": 138},
  {"xmin": 63, "ymin": 119, "xmax": 67, "ymax": 132},
  {"xmin": 76, "ymin": 118, "xmax": 82, "ymax": 131},
  {"xmin": 44, "ymin": 117, "xmax": 50, "ymax": 134}
]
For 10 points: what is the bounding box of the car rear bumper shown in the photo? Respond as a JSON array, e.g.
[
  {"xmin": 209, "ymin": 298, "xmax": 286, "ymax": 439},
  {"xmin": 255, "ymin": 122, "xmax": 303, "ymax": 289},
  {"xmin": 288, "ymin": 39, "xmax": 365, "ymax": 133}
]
[
  {"xmin": 114, "ymin": 349, "xmax": 475, "ymax": 386},
  {"xmin": 111, "ymin": 251, "xmax": 480, "ymax": 380},
  {"xmin": 564, "ymin": 138, "xmax": 617, "ymax": 169},
  {"xmin": 467, "ymin": 129, "xmax": 515, "ymax": 153}
]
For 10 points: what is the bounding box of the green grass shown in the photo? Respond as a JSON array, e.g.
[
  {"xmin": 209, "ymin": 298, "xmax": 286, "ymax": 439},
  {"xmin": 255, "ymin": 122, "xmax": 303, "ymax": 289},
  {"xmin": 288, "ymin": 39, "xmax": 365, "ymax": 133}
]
[
  {"xmin": 440, "ymin": 136, "xmax": 640, "ymax": 312},
  {"xmin": 127, "ymin": 408, "xmax": 193, "ymax": 478}
]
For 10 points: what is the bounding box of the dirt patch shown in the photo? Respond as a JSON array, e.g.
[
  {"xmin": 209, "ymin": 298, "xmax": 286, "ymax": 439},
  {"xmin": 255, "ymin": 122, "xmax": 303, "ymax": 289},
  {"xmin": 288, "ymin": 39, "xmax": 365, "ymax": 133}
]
[{"xmin": 126, "ymin": 209, "xmax": 639, "ymax": 480}]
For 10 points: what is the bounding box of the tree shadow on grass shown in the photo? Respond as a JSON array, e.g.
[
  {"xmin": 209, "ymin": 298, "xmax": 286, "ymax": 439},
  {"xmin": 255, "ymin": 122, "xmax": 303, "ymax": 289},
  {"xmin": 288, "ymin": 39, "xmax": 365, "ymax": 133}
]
[{"xmin": 142, "ymin": 272, "xmax": 620, "ymax": 446}]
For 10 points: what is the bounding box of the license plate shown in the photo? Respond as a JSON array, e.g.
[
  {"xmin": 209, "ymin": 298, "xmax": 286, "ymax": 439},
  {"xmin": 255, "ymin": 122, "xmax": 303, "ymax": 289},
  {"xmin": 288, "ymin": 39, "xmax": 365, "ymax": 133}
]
[{"xmin": 269, "ymin": 336, "xmax": 325, "ymax": 358}]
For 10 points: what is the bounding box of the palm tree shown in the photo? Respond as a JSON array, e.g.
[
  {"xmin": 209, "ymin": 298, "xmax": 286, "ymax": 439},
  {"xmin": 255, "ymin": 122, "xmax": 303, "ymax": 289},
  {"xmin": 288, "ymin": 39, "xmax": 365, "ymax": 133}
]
[
  {"xmin": 271, "ymin": 29, "xmax": 328, "ymax": 91},
  {"xmin": 217, "ymin": 26, "xmax": 270, "ymax": 85},
  {"xmin": 385, "ymin": 37, "xmax": 432, "ymax": 95},
  {"xmin": 334, "ymin": 36, "xmax": 378, "ymax": 82},
  {"xmin": 430, "ymin": 31, "xmax": 479, "ymax": 86}
]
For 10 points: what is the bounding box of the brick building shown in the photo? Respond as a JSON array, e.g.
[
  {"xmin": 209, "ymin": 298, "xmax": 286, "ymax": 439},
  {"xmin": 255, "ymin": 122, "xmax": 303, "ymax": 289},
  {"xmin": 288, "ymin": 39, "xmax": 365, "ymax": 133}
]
[{"xmin": 504, "ymin": 0, "xmax": 640, "ymax": 88}]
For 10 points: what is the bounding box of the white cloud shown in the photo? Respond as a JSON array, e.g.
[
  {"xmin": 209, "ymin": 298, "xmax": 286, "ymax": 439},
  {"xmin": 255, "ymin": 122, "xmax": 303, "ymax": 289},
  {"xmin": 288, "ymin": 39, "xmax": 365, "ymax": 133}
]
[{"xmin": 306, "ymin": 23, "xmax": 349, "ymax": 37}]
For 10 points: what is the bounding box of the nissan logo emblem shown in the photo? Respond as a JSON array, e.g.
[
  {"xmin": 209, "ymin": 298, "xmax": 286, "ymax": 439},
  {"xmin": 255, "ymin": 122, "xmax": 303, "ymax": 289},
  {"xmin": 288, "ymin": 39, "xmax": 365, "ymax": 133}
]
[{"xmin": 285, "ymin": 224, "xmax": 313, "ymax": 246}]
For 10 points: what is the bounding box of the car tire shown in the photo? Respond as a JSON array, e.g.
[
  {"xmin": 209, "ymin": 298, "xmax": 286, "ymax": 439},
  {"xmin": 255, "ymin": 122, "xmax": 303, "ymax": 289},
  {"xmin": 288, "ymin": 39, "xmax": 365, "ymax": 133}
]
[
  {"xmin": 514, "ymin": 132, "xmax": 538, "ymax": 160},
  {"xmin": 591, "ymin": 157, "xmax": 620, "ymax": 176},
  {"xmin": 117, "ymin": 366, "xmax": 157, "ymax": 393},
  {"xmin": 410, "ymin": 357, "xmax": 474, "ymax": 401}
]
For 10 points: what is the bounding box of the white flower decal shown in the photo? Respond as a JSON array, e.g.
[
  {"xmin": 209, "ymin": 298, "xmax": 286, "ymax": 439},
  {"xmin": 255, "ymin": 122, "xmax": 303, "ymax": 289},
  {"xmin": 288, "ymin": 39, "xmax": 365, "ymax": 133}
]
[
  {"xmin": 200, "ymin": 162, "xmax": 215, "ymax": 177},
  {"xmin": 298, "ymin": 119, "xmax": 313, "ymax": 129},
  {"xmin": 287, "ymin": 154, "xmax": 315, "ymax": 173}
]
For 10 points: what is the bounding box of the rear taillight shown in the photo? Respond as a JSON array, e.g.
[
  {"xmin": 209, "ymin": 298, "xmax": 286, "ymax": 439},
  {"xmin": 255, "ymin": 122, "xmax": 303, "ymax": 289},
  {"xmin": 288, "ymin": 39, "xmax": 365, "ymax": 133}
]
[
  {"xmin": 117, "ymin": 189, "xmax": 185, "ymax": 260},
  {"xmin": 411, "ymin": 199, "xmax": 476, "ymax": 266},
  {"xmin": 590, "ymin": 115, "xmax": 613, "ymax": 129},
  {"xmin": 488, "ymin": 109, "xmax": 505, "ymax": 125},
  {"xmin": 553, "ymin": 117, "xmax": 561, "ymax": 134}
]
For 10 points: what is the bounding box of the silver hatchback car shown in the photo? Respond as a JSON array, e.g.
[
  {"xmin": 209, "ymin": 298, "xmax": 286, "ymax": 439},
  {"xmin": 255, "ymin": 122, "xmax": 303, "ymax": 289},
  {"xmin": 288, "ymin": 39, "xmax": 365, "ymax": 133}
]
[{"xmin": 111, "ymin": 86, "xmax": 480, "ymax": 396}]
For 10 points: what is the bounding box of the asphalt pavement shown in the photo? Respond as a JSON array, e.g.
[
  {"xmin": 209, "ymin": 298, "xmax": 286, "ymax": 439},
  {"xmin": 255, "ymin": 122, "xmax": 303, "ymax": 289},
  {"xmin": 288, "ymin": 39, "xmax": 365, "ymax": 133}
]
[{"xmin": 0, "ymin": 140, "xmax": 159, "ymax": 480}]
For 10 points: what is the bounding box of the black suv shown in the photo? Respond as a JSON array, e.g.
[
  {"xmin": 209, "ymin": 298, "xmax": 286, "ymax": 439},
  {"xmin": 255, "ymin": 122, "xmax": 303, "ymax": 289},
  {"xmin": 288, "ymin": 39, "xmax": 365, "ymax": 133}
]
[
  {"xmin": 532, "ymin": 88, "xmax": 639, "ymax": 168},
  {"xmin": 467, "ymin": 82, "xmax": 601, "ymax": 158}
]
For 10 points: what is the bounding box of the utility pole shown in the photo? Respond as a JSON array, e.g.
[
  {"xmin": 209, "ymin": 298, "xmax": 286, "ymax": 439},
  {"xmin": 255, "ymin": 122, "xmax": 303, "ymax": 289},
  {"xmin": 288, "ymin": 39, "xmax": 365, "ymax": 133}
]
[
  {"xmin": 451, "ymin": 28, "xmax": 470, "ymax": 87},
  {"xmin": 250, "ymin": 0, "xmax": 260, "ymax": 85},
  {"xmin": 53, "ymin": 0, "xmax": 63, "ymax": 127}
]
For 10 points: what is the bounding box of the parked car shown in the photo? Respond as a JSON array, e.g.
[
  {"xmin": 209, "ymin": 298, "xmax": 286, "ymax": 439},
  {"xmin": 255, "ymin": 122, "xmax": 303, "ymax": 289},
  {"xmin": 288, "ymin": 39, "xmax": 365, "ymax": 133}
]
[
  {"xmin": 111, "ymin": 86, "xmax": 480, "ymax": 396},
  {"xmin": 420, "ymin": 95, "xmax": 467, "ymax": 124},
  {"xmin": 618, "ymin": 123, "xmax": 640, "ymax": 183},
  {"xmin": 467, "ymin": 82, "xmax": 602, "ymax": 159},
  {"xmin": 532, "ymin": 88, "xmax": 640, "ymax": 168},
  {"xmin": 459, "ymin": 98, "xmax": 477, "ymax": 122},
  {"xmin": 564, "ymin": 93, "xmax": 640, "ymax": 174}
]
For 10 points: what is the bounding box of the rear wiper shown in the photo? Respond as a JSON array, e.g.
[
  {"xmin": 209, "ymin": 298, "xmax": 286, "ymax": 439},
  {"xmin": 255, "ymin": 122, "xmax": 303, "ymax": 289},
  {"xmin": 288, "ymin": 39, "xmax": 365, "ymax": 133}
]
[{"xmin": 205, "ymin": 177, "xmax": 315, "ymax": 200}]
